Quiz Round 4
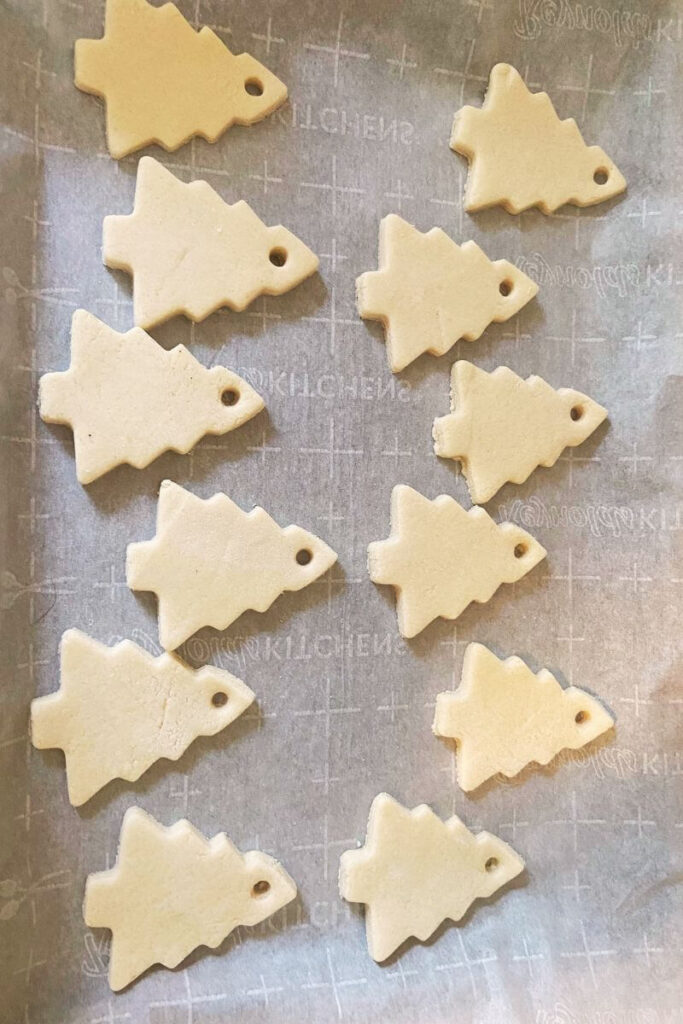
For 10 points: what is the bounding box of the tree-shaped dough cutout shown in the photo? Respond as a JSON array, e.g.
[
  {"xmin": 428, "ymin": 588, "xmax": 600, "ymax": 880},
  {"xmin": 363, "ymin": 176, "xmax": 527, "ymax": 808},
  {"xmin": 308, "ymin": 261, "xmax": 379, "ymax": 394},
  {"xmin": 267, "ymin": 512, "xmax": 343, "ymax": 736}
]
[
  {"xmin": 104, "ymin": 157, "xmax": 318, "ymax": 328},
  {"xmin": 39, "ymin": 310, "xmax": 264, "ymax": 484},
  {"xmin": 84, "ymin": 807, "xmax": 297, "ymax": 990},
  {"xmin": 31, "ymin": 630, "xmax": 255, "ymax": 805},
  {"xmin": 368, "ymin": 485, "xmax": 546, "ymax": 638},
  {"xmin": 357, "ymin": 214, "xmax": 538, "ymax": 372},
  {"xmin": 451, "ymin": 63, "xmax": 626, "ymax": 214},
  {"xmin": 433, "ymin": 643, "xmax": 615, "ymax": 791},
  {"xmin": 127, "ymin": 480, "xmax": 338, "ymax": 650},
  {"xmin": 75, "ymin": 0, "xmax": 288, "ymax": 158},
  {"xmin": 339, "ymin": 793, "xmax": 524, "ymax": 961},
  {"xmin": 433, "ymin": 361, "xmax": 607, "ymax": 503}
]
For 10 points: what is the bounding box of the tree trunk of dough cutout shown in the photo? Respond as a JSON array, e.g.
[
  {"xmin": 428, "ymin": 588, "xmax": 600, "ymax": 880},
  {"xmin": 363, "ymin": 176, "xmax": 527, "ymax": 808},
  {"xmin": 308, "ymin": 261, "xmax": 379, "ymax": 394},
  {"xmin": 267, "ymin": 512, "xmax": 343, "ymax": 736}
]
[
  {"xmin": 433, "ymin": 643, "xmax": 615, "ymax": 792},
  {"xmin": 433, "ymin": 361, "xmax": 608, "ymax": 504},
  {"xmin": 84, "ymin": 807, "xmax": 297, "ymax": 990},
  {"xmin": 75, "ymin": 0, "xmax": 288, "ymax": 159},
  {"xmin": 103, "ymin": 156, "xmax": 319, "ymax": 329},
  {"xmin": 39, "ymin": 310, "xmax": 265, "ymax": 485},
  {"xmin": 368, "ymin": 485, "xmax": 546, "ymax": 638},
  {"xmin": 450, "ymin": 63, "xmax": 626, "ymax": 214},
  {"xmin": 356, "ymin": 214, "xmax": 538, "ymax": 372},
  {"xmin": 339, "ymin": 793, "xmax": 524, "ymax": 962},
  {"xmin": 127, "ymin": 480, "xmax": 338, "ymax": 651},
  {"xmin": 31, "ymin": 630, "xmax": 254, "ymax": 806}
]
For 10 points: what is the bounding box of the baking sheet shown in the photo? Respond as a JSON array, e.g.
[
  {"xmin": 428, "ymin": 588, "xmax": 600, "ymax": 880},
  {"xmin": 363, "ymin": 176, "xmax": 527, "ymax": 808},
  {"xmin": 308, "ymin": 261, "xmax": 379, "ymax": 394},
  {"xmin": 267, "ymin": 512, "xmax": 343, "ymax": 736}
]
[{"xmin": 1, "ymin": 0, "xmax": 682, "ymax": 1021}]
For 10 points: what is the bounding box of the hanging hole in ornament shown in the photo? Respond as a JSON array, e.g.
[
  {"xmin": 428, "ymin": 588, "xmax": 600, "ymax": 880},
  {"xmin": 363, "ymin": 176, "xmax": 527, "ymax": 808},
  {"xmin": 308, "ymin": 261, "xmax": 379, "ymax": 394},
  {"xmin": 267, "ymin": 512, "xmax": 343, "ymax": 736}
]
[
  {"xmin": 485, "ymin": 857, "xmax": 498, "ymax": 872},
  {"xmin": 252, "ymin": 880, "xmax": 271, "ymax": 897},
  {"xmin": 245, "ymin": 77, "xmax": 264, "ymax": 96},
  {"xmin": 593, "ymin": 168, "xmax": 609, "ymax": 185},
  {"xmin": 211, "ymin": 691, "xmax": 228, "ymax": 708},
  {"xmin": 575, "ymin": 710, "xmax": 589, "ymax": 724},
  {"xmin": 499, "ymin": 279, "xmax": 513, "ymax": 297},
  {"xmin": 221, "ymin": 388, "xmax": 240, "ymax": 406},
  {"xmin": 570, "ymin": 404, "xmax": 584, "ymax": 421},
  {"xmin": 269, "ymin": 247, "xmax": 288, "ymax": 267},
  {"xmin": 296, "ymin": 548, "xmax": 312, "ymax": 566},
  {"xmin": 514, "ymin": 543, "xmax": 527, "ymax": 559}
]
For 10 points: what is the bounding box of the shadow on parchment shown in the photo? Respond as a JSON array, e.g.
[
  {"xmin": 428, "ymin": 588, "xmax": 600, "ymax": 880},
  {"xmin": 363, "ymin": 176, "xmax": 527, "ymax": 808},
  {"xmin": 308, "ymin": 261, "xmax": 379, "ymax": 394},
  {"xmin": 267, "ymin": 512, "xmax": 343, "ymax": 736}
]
[
  {"xmin": 32, "ymin": 704, "xmax": 262, "ymax": 822},
  {"xmin": 88, "ymin": 888, "xmax": 309, "ymax": 994},
  {"xmin": 395, "ymin": 558, "xmax": 551, "ymax": 664},
  {"xmin": 40, "ymin": 405, "xmax": 277, "ymax": 518},
  {"xmin": 357, "ymin": 295, "xmax": 548, "ymax": 397},
  {"xmin": 470, "ymin": 189, "xmax": 628, "ymax": 240},
  {"xmin": 143, "ymin": 270, "xmax": 329, "ymax": 352},
  {"xmin": 359, "ymin": 865, "xmax": 529, "ymax": 971},
  {"xmin": 434, "ymin": 725, "xmax": 617, "ymax": 806},
  {"xmin": 126, "ymin": 559, "xmax": 346, "ymax": 667}
]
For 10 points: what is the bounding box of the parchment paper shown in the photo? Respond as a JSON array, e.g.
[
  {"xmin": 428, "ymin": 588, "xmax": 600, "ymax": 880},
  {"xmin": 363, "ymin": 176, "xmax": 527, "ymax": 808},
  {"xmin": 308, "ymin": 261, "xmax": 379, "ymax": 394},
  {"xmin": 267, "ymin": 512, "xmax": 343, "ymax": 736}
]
[{"xmin": 1, "ymin": 0, "xmax": 681, "ymax": 1021}]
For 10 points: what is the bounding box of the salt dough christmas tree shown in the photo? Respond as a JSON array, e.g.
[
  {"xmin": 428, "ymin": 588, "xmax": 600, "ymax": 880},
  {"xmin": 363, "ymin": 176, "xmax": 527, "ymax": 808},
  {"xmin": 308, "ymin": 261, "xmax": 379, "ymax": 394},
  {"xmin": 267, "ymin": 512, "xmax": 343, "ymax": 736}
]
[
  {"xmin": 339, "ymin": 793, "xmax": 524, "ymax": 961},
  {"xmin": 39, "ymin": 310, "xmax": 264, "ymax": 484},
  {"xmin": 451, "ymin": 63, "xmax": 626, "ymax": 214},
  {"xmin": 104, "ymin": 157, "xmax": 319, "ymax": 329},
  {"xmin": 433, "ymin": 643, "xmax": 615, "ymax": 792},
  {"xmin": 75, "ymin": 0, "xmax": 288, "ymax": 158},
  {"xmin": 357, "ymin": 214, "xmax": 538, "ymax": 372},
  {"xmin": 127, "ymin": 480, "xmax": 338, "ymax": 651},
  {"xmin": 31, "ymin": 630, "xmax": 254, "ymax": 806},
  {"xmin": 433, "ymin": 361, "xmax": 608, "ymax": 503},
  {"xmin": 368, "ymin": 485, "xmax": 546, "ymax": 638},
  {"xmin": 84, "ymin": 807, "xmax": 297, "ymax": 990}
]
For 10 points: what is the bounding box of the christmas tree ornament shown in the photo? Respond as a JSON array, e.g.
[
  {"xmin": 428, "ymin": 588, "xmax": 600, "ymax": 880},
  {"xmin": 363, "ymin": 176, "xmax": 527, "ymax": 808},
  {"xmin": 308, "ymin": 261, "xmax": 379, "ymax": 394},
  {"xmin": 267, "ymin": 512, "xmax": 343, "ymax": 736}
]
[
  {"xmin": 357, "ymin": 214, "xmax": 537, "ymax": 372},
  {"xmin": 433, "ymin": 643, "xmax": 614, "ymax": 792},
  {"xmin": 451, "ymin": 63, "xmax": 626, "ymax": 214},
  {"xmin": 84, "ymin": 807, "xmax": 297, "ymax": 990},
  {"xmin": 433, "ymin": 361, "xmax": 608, "ymax": 503},
  {"xmin": 31, "ymin": 630, "xmax": 254, "ymax": 806},
  {"xmin": 75, "ymin": 0, "xmax": 288, "ymax": 159},
  {"xmin": 39, "ymin": 310, "xmax": 264, "ymax": 484},
  {"xmin": 339, "ymin": 793, "xmax": 524, "ymax": 961},
  {"xmin": 127, "ymin": 480, "xmax": 338, "ymax": 651},
  {"xmin": 368, "ymin": 485, "xmax": 546, "ymax": 638},
  {"xmin": 104, "ymin": 156, "xmax": 319, "ymax": 329}
]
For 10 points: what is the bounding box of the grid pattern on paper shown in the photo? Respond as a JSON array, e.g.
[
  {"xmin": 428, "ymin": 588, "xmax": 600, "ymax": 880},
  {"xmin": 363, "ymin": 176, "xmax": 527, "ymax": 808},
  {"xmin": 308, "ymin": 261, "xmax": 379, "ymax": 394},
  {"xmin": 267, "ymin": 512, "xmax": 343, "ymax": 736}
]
[{"xmin": 0, "ymin": 1, "xmax": 681, "ymax": 1022}]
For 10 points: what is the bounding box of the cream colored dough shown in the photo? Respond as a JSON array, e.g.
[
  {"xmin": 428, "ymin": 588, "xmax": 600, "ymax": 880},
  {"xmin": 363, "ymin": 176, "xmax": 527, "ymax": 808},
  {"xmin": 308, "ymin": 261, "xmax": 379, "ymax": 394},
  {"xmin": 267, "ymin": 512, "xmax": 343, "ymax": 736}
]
[
  {"xmin": 368, "ymin": 485, "xmax": 546, "ymax": 638},
  {"xmin": 339, "ymin": 793, "xmax": 524, "ymax": 962},
  {"xmin": 357, "ymin": 214, "xmax": 538, "ymax": 372},
  {"xmin": 433, "ymin": 643, "xmax": 615, "ymax": 792},
  {"xmin": 451, "ymin": 63, "xmax": 626, "ymax": 214},
  {"xmin": 127, "ymin": 480, "xmax": 338, "ymax": 651},
  {"xmin": 84, "ymin": 807, "xmax": 297, "ymax": 990},
  {"xmin": 104, "ymin": 156, "xmax": 319, "ymax": 329},
  {"xmin": 75, "ymin": 0, "xmax": 288, "ymax": 159},
  {"xmin": 31, "ymin": 630, "xmax": 254, "ymax": 806},
  {"xmin": 39, "ymin": 310, "xmax": 264, "ymax": 484},
  {"xmin": 433, "ymin": 361, "xmax": 608, "ymax": 504}
]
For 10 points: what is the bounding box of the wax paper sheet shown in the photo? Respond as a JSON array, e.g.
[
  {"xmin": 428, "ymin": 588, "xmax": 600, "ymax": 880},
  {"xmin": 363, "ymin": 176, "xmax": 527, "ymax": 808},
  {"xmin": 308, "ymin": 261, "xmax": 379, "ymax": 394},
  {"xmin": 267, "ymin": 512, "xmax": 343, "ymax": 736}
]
[{"xmin": 1, "ymin": 0, "xmax": 681, "ymax": 1021}]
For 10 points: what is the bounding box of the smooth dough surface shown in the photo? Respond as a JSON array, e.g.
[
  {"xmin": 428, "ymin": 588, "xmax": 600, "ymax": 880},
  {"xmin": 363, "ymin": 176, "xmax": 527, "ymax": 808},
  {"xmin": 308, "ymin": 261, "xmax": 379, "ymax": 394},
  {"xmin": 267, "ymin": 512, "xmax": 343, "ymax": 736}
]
[
  {"xmin": 368, "ymin": 485, "xmax": 546, "ymax": 638},
  {"xmin": 433, "ymin": 361, "xmax": 607, "ymax": 503},
  {"xmin": 127, "ymin": 480, "xmax": 338, "ymax": 651},
  {"xmin": 451, "ymin": 63, "xmax": 626, "ymax": 214},
  {"xmin": 104, "ymin": 156, "xmax": 319, "ymax": 328},
  {"xmin": 339, "ymin": 793, "xmax": 524, "ymax": 961},
  {"xmin": 75, "ymin": 0, "xmax": 288, "ymax": 158},
  {"xmin": 357, "ymin": 214, "xmax": 538, "ymax": 372},
  {"xmin": 433, "ymin": 643, "xmax": 615, "ymax": 791},
  {"xmin": 39, "ymin": 310, "xmax": 264, "ymax": 484},
  {"xmin": 31, "ymin": 630, "xmax": 254, "ymax": 806},
  {"xmin": 84, "ymin": 807, "xmax": 297, "ymax": 990}
]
